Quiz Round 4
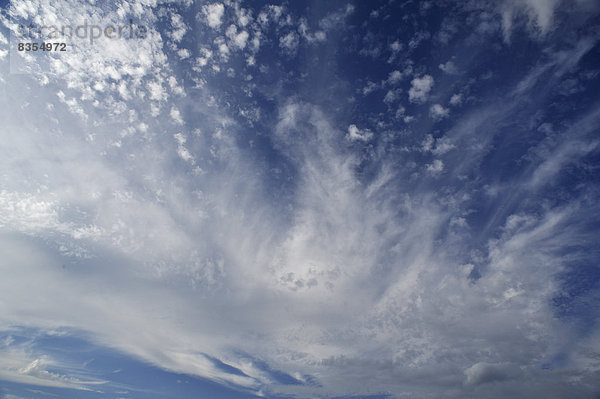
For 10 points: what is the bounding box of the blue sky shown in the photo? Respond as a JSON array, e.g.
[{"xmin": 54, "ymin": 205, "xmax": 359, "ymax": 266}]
[{"xmin": 0, "ymin": 0, "xmax": 600, "ymax": 398}]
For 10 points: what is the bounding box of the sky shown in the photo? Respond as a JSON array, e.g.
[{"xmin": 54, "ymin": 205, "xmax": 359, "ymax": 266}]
[{"xmin": 0, "ymin": 0, "xmax": 600, "ymax": 398}]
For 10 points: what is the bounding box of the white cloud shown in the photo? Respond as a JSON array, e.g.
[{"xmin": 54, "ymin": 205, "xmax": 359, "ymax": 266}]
[
  {"xmin": 347, "ymin": 124, "xmax": 373, "ymax": 142},
  {"xmin": 409, "ymin": 74, "xmax": 434, "ymax": 103},
  {"xmin": 387, "ymin": 70, "xmax": 404, "ymax": 85},
  {"xmin": 500, "ymin": 0, "xmax": 562, "ymax": 41},
  {"xmin": 170, "ymin": 107, "xmax": 184, "ymax": 125},
  {"xmin": 314, "ymin": 30, "xmax": 326, "ymax": 41},
  {"xmin": 426, "ymin": 159, "xmax": 444, "ymax": 173},
  {"xmin": 430, "ymin": 103, "xmax": 450, "ymax": 120},
  {"xmin": 214, "ymin": 36, "xmax": 230, "ymax": 60},
  {"xmin": 464, "ymin": 362, "xmax": 518, "ymax": 386},
  {"xmin": 233, "ymin": 30, "xmax": 249, "ymax": 49},
  {"xmin": 432, "ymin": 137, "xmax": 455, "ymax": 155},
  {"xmin": 279, "ymin": 31, "xmax": 299, "ymax": 55},
  {"xmin": 298, "ymin": 19, "xmax": 327, "ymax": 44},
  {"xmin": 319, "ymin": 3, "xmax": 355, "ymax": 31},
  {"xmin": 174, "ymin": 133, "xmax": 194, "ymax": 164},
  {"xmin": 362, "ymin": 81, "xmax": 378, "ymax": 95},
  {"xmin": 421, "ymin": 134, "xmax": 456, "ymax": 155},
  {"xmin": 235, "ymin": 6, "xmax": 252, "ymax": 27},
  {"xmin": 408, "ymin": 30, "xmax": 430, "ymax": 49},
  {"xmin": 195, "ymin": 48, "xmax": 213, "ymax": 67},
  {"xmin": 168, "ymin": 76, "xmax": 185, "ymax": 97},
  {"xmin": 450, "ymin": 93, "xmax": 463, "ymax": 106},
  {"xmin": 0, "ymin": 191, "xmax": 62, "ymax": 233},
  {"xmin": 0, "ymin": 342, "xmax": 106, "ymax": 391},
  {"xmin": 384, "ymin": 89, "xmax": 401, "ymax": 105},
  {"xmin": 169, "ymin": 13, "xmax": 187, "ymax": 43},
  {"xmin": 439, "ymin": 60, "xmax": 458, "ymax": 74},
  {"xmin": 524, "ymin": 0, "xmax": 560, "ymax": 32},
  {"xmin": 421, "ymin": 134, "xmax": 434, "ymax": 152},
  {"xmin": 250, "ymin": 30, "xmax": 262, "ymax": 52},
  {"xmin": 1, "ymin": 77, "xmax": 598, "ymax": 397},
  {"xmin": 395, "ymin": 105, "xmax": 406, "ymax": 119},
  {"xmin": 202, "ymin": 3, "xmax": 225, "ymax": 29},
  {"xmin": 177, "ymin": 48, "xmax": 191, "ymax": 59},
  {"xmin": 226, "ymin": 25, "xmax": 249, "ymax": 49},
  {"xmin": 147, "ymin": 81, "xmax": 167, "ymax": 102},
  {"xmin": 267, "ymin": 5, "xmax": 284, "ymax": 24},
  {"xmin": 390, "ymin": 40, "xmax": 402, "ymax": 52},
  {"xmin": 257, "ymin": 11, "xmax": 269, "ymax": 26}
]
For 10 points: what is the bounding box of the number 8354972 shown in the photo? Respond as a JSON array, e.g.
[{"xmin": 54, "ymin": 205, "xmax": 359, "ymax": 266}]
[{"xmin": 18, "ymin": 42, "xmax": 66, "ymax": 51}]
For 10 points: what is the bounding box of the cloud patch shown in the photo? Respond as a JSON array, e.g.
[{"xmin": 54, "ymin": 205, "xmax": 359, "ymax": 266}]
[
  {"xmin": 202, "ymin": 3, "xmax": 225, "ymax": 29},
  {"xmin": 430, "ymin": 104, "xmax": 450, "ymax": 119},
  {"xmin": 409, "ymin": 74, "xmax": 434, "ymax": 103},
  {"xmin": 346, "ymin": 124, "xmax": 373, "ymax": 141}
]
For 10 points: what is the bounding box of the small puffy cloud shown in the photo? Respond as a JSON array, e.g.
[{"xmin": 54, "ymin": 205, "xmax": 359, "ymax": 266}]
[
  {"xmin": 450, "ymin": 216, "xmax": 468, "ymax": 228},
  {"xmin": 250, "ymin": 31, "xmax": 262, "ymax": 52},
  {"xmin": 174, "ymin": 133, "xmax": 194, "ymax": 163},
  {"xmin": 177, "ymin": 48, "xmax": 191, "ymax": 60},
  {"xmin": 167, "ymin": 76, "xmax": 185, "ymax": 96},
  {"xmin": 147, "ymin": 81, "xmax": 167, "ymax": 102},
  {"xmin": 202, "ymin": 3, "xmax": 225, "ymax": 29},
  {"xmin": 387, "ymin": 70, "xmax": 404, "ymax": 85},
  {"xmin": 314, "ymin": 31, "xmax": 326, "ymax": 41},
  {"xmin": 319, "ymin": 3, "xmax": 355, "ymax": 30},
  {"xmin": 279, "ymin": 31, "xmax": 299, "ymax": 55},
  {"xmin": 347, "ymin": 124, "xmax": 373, "ymax": 142},
  {"xmin": 439, "ymin": 60, "xmax": 458, "ymax": 74},
  {"xmin": 214, "ymin": 37, "xmax": 230, "ymax": 60},
  {"xmin": 117, "ymin": 81, "xmax": 130, "ymax": 100},
  {"xmin": 450, "ymin": 93, "xmax": 463, "ymax": 106},
  {"xmin": 170, "ymin": 107, "xmax": 184, "ymax": 125},
  {"xmin": 432, "ymin": 137, "xmax": 455, "ymax": 155},
  {"xmin": 464, "ymin": 362, "xmax": 517, "ymax": 386},
  {"xmin": 384, "ymin": 89, "xmax": 401, "ymax": 105},
  {"xmin": 362, "ymin": 81, "xmax": 379, "ymax": 95},
  {"xmin": 426, "ymin": 159, "xmax": 444, "ymax": 173},
  {"xmin": 430, "ymin": 104, "xmax": 449, "ymax": 120},
  {"xmin": 421, "ymin": 134, "xmax": 455, "ymax": 154},
  {"xmin": 233, "ymin": 30, "xmax": 249, "ymax": 49},
  {"xmin": 267, "ymin": 5, "xmax": 284, "ymax": 24},
  {"xmin": 169, "ymin": 13, "xmax": 187, "ymax": 43},
  {"xmin": 409, "ymin": 74, "xmax": 434, "ymax": 103},
  {"xmin": 235, "ymin": 6, "xmax": 252, "ymax": 27},
  {"xmin": 395, "ymin": 105, "xmax": 406, "ymax": 119},
  {"xmin": 257, "ymin": 11, "xmax": 269, "ymax": 26},
  {"xmin": 390, "ymin": 40, "xmax": 402, "ymax": 52},
  {"xmin": 225, "ymin": 24, "xmax": 236, "ymax": 39},
  {"xmin": 298, "ymin": 19, "xmax": 327, "ymax": 44},
  {"xmin": 226, "ymin": 25, "xmax": 249, "ymax": 49},
  {"xmin": 408, "ymin": 31, "xmax": 430, "ymax": 49},
  {"xmin": 421, "ymin": 134, "xmax": 434, "ymax": 152},
  {"xmin": 195, "ymin": 48, "xmax": 213, "ymax": 67}
]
